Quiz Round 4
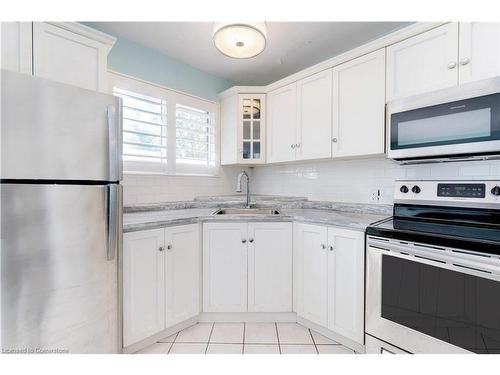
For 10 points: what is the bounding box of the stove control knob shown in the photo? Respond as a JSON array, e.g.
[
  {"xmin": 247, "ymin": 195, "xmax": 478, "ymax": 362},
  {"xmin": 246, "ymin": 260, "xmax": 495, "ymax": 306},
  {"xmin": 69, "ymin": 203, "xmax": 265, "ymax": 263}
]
[
  {"xmin": 491, "ymin": 186, "xmax": 500, "ymax": 196},
  {"xmin": 412, "ymin": 185, "xmax": 421, "ymax": 194},
  {"xmin": 400, "ymin": 185, "xmax": 409, "ymax": 193}
]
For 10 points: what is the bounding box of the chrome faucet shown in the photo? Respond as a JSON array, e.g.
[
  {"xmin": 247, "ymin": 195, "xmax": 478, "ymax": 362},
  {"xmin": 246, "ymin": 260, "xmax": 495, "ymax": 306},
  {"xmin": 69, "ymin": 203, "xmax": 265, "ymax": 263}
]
[{"xmin": 236, "ymin": 171, "xmax": 252, "ymax": 208}]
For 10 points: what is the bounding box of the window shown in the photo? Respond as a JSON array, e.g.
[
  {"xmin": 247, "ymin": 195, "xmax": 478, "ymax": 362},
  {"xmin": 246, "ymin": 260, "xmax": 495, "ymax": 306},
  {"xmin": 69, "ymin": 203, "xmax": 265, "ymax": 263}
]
[
  {"xmin": 109, "ymin": 72, "xmax": 219, "ymax": 175},
  {"xmin": 176, "ymin": 104, "xmax": 216, "ymax": 166},
  {"xmin": 114, "ymin": 88, "xmax": 167, "ymax": 164}
]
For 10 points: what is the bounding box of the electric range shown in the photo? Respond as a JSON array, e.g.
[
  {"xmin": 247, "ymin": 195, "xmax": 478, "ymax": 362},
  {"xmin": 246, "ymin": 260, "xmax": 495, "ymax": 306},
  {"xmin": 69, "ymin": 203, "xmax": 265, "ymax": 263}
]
[{"xmin": 365, "ymin": 180, "xmax": 500, "ymax": 354}]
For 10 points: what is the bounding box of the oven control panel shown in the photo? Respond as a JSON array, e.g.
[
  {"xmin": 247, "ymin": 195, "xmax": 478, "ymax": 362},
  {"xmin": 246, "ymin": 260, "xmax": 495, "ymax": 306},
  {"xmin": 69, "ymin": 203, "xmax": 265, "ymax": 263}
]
[
  {"xmin": 394, "ymin": 180, "xmax": 500, "ymax": 208},
  {"xmin": 437, "ymin": 183, "xmax": 486, "ymax": 198}
]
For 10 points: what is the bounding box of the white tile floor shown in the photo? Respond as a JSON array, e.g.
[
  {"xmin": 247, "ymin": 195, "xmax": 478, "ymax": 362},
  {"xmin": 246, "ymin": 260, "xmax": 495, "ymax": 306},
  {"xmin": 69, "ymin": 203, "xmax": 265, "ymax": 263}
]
[{"xmin": 135, "ymin": 322, "xmax": 357, "ymax": 354}]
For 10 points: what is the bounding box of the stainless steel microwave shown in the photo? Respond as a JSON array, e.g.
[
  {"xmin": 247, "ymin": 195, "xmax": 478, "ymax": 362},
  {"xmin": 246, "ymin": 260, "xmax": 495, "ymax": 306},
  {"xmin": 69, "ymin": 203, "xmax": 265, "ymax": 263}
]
[{"xmin": 387, "ymin": 77, "xmax": 500, "ymax": 164}]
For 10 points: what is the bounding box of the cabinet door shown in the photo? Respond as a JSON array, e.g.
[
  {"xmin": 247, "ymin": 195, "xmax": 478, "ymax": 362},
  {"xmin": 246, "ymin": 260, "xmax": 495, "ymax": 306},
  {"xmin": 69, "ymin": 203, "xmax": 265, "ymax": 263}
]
[
  {"xmin": 327, "ymin": 227, "xmax": 364, "ymax": 344},
  {"xmin": 386, "ymin": 23, "xmax": 459, "ymax": 101},
  {"xmin": 459, "ymin": 22, "xmax": 500, "ymax": 84},
  {"xmin": 203, "ymin": 223, "xmax": 248, "ymax": 312},
  {"xmin": 294, "ymin": 223, "xmax": 328, "ymax": 327},
  {"xmin": 123, "ymin": 229, "xmax": 165, "ymax": 347},
  {"xmin": 165, "ymin": 224, "xmax": 200, "ymax": 328},
  {"xmin": 296, "ymin": 69, "xmax": 333, "ymax": 160},
  {"xmin": 332, "ymin": 49, "xmax": 386, "ymax": 158},
  {"xmin": 248, "ymin": 222, "xmax": 293, "ymax": 312},
  {"xmin": 1, "ymin": 22, "xmax": 32, "ymax": 74},
  {"xmin": 267, "ymin": 83, "xmax": 297, "ymax": 163},
  {"xmin": 238, "ymin": 94, "xmax": 266, "ymax": 164},
  {"xmin": 32, "ymin": 22, "xmax": 109, "ymax": 92},
  {"xmin": 220, "ymin": 94, "xmax": 238, "ymax": 165}
]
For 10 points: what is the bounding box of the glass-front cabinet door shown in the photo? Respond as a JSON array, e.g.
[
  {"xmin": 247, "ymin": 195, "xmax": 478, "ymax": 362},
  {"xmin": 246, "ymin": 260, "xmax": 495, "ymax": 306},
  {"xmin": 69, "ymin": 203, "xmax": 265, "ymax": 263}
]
[{"xmin": 238, "ymin": 93, "xmax": 266, "ymax": 164}]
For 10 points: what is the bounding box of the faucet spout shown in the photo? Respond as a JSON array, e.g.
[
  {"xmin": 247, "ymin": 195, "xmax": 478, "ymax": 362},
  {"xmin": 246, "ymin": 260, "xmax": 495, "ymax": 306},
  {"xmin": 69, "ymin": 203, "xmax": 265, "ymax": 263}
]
[{"xmin": 236, "ymin": 171, "xmax": 251, "ymax": 208}]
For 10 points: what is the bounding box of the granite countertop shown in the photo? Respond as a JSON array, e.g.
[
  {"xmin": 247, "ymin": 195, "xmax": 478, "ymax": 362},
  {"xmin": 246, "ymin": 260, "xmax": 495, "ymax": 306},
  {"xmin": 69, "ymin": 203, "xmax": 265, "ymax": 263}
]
[{"xmin": 123, "ymin": 195, "xmax": 391, "ymax": 233}]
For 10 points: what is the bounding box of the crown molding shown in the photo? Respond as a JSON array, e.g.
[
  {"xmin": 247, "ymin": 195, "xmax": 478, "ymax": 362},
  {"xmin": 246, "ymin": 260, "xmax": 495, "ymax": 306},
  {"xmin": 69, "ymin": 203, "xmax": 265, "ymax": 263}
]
[
  {"xmin": 46, "ymin": 22, "xmax": 117, "ymax": 47},
  {"xmin": 218, "ymin": 22, "xmax": 447, "ymax": 98}
]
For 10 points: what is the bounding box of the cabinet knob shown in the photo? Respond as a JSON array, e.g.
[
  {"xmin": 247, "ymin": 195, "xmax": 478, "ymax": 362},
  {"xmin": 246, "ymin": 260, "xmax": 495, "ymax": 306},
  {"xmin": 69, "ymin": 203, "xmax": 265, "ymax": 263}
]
[
  {"xmin": 460, "ymin": 57, "xmax": 470, "ymax": 66},
  {"xmin": 158, "ymin": 246, "xmax": 165, "ymax": 252},
  {"xmin": 328, "ymin": 245, "xmax": 334, "ymax": 251},
  {"xmin": 249, "ymin": 238, "xmax": 254, "ymax": 243},
  {"xmin": 447, "ymin": 61, "xmax": 457, "ymax": 69},
  {"xmin": 167, "ymin": 244, "xmax": 172, "ymax": 250},
  {"xmin": 296, "ymin": 143, "xmax": 301, "ymax": 148},
  {"xmin": 291, "ymin": 144, "xmax": 295, "ymax": 149},
  {"xmin": 332, "ymin": 137, "xmax": 338, "ymax": 143},
  {"xmin": 242, "ymin": 239, "xmax": 247, "ymax": 243},
  {"xmin": 320, "ymin": 244, "xmax": 326, "ymax": 249}
]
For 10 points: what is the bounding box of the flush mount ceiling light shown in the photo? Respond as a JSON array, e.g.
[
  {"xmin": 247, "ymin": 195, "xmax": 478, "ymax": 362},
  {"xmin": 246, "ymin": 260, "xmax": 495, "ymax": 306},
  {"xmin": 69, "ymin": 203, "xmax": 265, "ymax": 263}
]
[{"xmin": 212, "ymin": 22, "xmax": 267, "ymax": 59}]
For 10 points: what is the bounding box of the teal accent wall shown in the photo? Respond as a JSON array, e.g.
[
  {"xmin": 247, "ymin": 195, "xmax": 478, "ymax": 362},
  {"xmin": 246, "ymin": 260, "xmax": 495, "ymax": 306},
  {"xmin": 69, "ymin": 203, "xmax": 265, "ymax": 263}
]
[{"xmin": 84, "ymin": 23, "xmax": 233, "ymax": 101}]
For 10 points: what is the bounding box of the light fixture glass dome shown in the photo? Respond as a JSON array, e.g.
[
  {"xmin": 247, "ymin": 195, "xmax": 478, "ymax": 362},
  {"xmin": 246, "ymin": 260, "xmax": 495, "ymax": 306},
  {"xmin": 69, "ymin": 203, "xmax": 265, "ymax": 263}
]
[{"xmin": 212, "ymin": 22, "xmax": 267, "ymax": 59}]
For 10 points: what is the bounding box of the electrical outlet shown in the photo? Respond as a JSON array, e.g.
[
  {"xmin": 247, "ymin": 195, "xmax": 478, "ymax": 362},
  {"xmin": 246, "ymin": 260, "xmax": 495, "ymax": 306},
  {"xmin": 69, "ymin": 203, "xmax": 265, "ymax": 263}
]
[{"xmin": 370, "ymin": 188, "xmax": 381, "ymax": 202}]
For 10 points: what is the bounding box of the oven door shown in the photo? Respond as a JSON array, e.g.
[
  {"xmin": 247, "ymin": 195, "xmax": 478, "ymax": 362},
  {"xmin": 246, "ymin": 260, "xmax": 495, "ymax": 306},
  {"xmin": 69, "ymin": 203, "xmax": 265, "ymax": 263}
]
[
  {"xmin": 387, "ymin": 78, "xmax": 500, "ymax": 161},
  {"xmin": 366, "ymin": 236, "xmax": 500, "ymax": 354}
]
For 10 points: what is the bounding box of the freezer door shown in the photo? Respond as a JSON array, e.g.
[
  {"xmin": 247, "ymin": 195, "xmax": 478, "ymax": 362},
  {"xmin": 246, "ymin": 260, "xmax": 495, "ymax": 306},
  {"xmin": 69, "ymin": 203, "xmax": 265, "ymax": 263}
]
[
  {"xmin": 1, "ymin": 70, "xmax": 122, "ymax": 181},
  {"xmin": 0, "ymin": 184, "xmax": 120, "ymax": 353}
]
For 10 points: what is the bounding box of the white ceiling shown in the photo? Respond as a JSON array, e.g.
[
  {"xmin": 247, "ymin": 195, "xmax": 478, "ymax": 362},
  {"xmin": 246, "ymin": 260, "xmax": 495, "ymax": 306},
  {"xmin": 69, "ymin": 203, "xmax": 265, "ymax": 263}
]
[{"xmin": 88, "ymin": 22, "xmax": 412, "ymax": 85}]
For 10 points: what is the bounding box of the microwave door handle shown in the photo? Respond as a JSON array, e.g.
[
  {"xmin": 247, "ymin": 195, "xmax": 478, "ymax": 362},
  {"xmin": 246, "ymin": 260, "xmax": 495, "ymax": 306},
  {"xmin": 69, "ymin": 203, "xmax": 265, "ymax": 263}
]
[
  {"xmin": 106, "ymin": 184, "xmax": 122, "ymax": 261},
  {"xmin": 107, "ymin": 97, "xmax": 123, "ymax": 182}
]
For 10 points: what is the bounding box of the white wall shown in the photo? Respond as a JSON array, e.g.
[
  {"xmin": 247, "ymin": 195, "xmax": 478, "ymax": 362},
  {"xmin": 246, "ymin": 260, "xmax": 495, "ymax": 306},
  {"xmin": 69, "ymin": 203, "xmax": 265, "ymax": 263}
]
[
  {"xmin": 250, "ymin": 157, "xmax": 500, "ymax": 205},
  {"xmin": 123, "ymin": 166, "xmax": 245, "ymax": 205}
]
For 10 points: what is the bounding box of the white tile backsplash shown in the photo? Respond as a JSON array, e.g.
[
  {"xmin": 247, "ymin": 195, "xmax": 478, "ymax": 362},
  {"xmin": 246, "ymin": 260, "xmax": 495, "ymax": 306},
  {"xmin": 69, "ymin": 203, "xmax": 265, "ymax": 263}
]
[
  {"xmin": 123, "ymin": 157, "xmax": 500, "ymax": 206},
  {"xmin": 122, "ymin": 165, "xmax": 247, "ymax": 205},
  {"xmin": 250, "ymin": 157, "xmax": 500, "ymax": 205}
]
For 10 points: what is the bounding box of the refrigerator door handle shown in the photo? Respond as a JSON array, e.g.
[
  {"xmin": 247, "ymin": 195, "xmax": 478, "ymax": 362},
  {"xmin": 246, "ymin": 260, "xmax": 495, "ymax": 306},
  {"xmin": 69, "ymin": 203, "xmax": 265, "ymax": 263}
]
[
  {"xmin": 107, "ymin": 97, "xmax": 123, "ymax": 182},
  {"xmin": 106, "ymin": 184, "xmax": 122, "ymax": 261}
]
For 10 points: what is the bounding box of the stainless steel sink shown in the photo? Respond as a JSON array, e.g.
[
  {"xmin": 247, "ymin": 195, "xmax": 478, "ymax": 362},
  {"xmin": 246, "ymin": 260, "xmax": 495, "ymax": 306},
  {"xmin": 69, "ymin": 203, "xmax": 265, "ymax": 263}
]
[{"xmin": 212, "ymin": 208, "xmax": 281, "ymax": 216}]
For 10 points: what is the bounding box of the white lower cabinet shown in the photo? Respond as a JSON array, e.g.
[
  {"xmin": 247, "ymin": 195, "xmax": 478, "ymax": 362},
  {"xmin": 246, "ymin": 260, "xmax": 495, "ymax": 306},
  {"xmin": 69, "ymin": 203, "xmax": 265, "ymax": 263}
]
[
  {"xmin": 326, "ymin": 227, "xmax": 365, "ymax": 344},
  {"xmin": 123, "ymin": 228, "xmax": 165, "ymax": 347},
  {"xmin": 248, "ymin": 222, "xmax": 293, "ymax": 312},
  {"xmin": 203, "ymin": 222, "xmax": 248, "ymax": 312},
  {"xmin": 294, "ymin": 223, "xmax": 328, "ymax": 326},
  {"xmin": 124, "ymin": 220, "xmax": 364, "ymax": 347},
  {"xmin": 165, "ymin": 224, "xmax": 200, "ymax": 328},
  {"xmin": 203, "ymin": 221, "xmax": 293, "ymax": 313},
  {"xmin": 294, "ymin": 222, "xmax": 365, "ymax": 344},
  {"xmin": 123, "ymin": 224, "xmax": 199, "ymax": 347}
]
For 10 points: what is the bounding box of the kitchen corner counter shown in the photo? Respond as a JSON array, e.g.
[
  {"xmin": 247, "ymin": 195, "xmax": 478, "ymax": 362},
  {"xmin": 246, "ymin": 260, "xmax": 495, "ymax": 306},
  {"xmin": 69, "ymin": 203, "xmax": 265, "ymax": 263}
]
[{"xmin": 123, "ymin": 196, "xmax": 390, "ymax": 233}]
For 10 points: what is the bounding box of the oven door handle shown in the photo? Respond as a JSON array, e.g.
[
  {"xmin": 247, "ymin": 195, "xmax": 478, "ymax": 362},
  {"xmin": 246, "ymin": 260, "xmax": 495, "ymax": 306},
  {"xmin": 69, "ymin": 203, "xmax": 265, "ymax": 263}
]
[{"xmin": 367, "ymin": 238, "xmax": 500, "ymax": 280}]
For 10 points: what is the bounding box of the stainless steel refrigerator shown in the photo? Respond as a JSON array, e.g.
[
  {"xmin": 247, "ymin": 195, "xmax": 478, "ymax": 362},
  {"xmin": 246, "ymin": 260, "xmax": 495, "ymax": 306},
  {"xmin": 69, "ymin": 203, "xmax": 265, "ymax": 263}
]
[{"xmin": 1, "ymin": 70, "xmax": 122, "ymax": 353}]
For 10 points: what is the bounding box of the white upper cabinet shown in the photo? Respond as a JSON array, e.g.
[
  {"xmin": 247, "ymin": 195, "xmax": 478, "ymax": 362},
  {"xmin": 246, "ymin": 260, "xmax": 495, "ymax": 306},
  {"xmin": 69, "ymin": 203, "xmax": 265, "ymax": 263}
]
[
  {"xmin": 1, "ymin": 22, "xmax": 32, "ymax": 74},
  {"xmin": 1, "ymin": 22, "xmax": 115, "ymax": 92},
  {"xmin": 458, "ymin": 22, "xmax": 500, "ymax": 84},
  {"xmin": 203, "ymin": 222, "xmax": 248, "ymax": 312},
  {"xmin": 267, "ymin": 83, "xmax": 297, "ymax": 163},
  {"xmin": 386, "ymin": 23, "xmax": 459, "ymax": 101},
  {"xmin": 294, "ymin": 222, "xmax": 328, "ymax": 327},
  {"xmin": 164, "ymin": 224, "xmax": 200, "ymax": 328},
  {"xmin": 220, "ymin": 94, "xmax": 239, "ymax": 165},
  {"xmin": 296, "ymin": 69, "xmax": 333, "ymax": 160},
  {"xmin": 326, "ymin": 227, "xmax": 365, "ymax": 344},
  {"xmin": 239, "ymin": 94, "xmax": 266, "ymax": 164},
  {"xmin": 247, "ymin": 222, "xmax": 293, "ymax": 312},
  {"xmin": 220, "ymin": 92, "xmax": 266, "ymax": 165},
  {"xmin": 123, "ymin": 228, "xmax": 165, "ymax": 347},
  {"xmin": 332, "ymin": 49, "xmax": 386, "ymax": 158},
  {"xmin": 32, "ymin": 22, "xmax": 115, "ymax": 92}
]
